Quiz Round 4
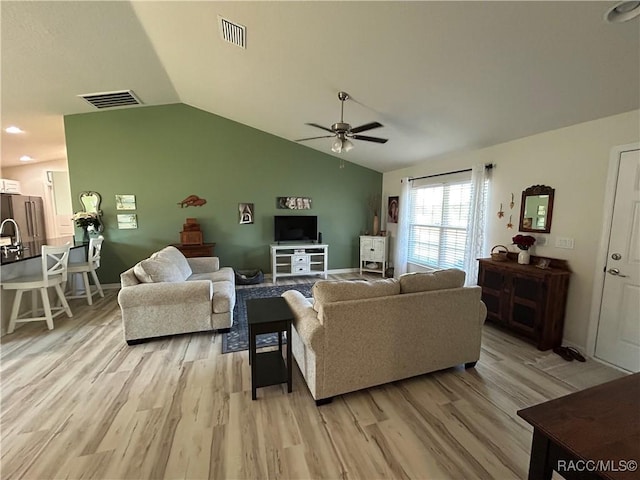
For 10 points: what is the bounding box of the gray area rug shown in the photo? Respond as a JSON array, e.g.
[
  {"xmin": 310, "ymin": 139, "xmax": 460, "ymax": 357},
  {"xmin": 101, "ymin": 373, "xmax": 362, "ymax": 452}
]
[{"xmin": 222, "ymin": 283, "xmax": 314, "ymax": 354}]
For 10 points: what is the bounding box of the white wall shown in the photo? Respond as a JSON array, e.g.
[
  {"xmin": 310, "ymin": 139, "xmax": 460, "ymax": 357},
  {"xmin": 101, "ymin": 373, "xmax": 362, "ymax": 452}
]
[
  {"xmin": 3, "ymin": 159, "xmax": 71, "ymax": 239},
  {"xmin": 383, "ymin": 109, "xmax": 640, "ymax": 350}
]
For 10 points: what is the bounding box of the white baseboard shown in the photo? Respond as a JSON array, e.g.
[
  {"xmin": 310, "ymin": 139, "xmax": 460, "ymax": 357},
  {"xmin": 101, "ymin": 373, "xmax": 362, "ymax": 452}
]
[{"xmin": 328, "ymin": 268, "xmax": 360, "ymax": 275}]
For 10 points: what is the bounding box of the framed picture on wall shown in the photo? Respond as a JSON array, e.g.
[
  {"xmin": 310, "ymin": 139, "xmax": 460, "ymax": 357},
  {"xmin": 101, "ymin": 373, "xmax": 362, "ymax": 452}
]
[
  {"xmin": 388, "ymin": 196, "xmax": 399, "ymax": 223},
  {"xmin": 115, "ymin": 194, "xmax": 136, "ymax": 210},
  {"xmin": 277, "ymin": 196, "xmax": 312, "ymax": 210},
  {"xmin": 117, "ymin": 214, "xmax": 138, "ymax": 229},
  {"xmin": 239, "ymin": 203, "xmax": 254, "ymax": 224}
]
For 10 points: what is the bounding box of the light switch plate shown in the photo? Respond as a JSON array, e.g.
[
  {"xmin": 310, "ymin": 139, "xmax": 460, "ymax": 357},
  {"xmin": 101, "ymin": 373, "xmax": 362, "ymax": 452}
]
[{"xmin": 555, "ymin": 237, "xmax": 575, "ymax": 249}]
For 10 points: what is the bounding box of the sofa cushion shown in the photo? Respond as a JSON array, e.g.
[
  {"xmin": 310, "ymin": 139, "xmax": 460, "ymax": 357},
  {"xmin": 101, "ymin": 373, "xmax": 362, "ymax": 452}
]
[
  {"xmin": 399, "ymin": 269, "xmax": 465, "ymax": 294},
  {"xmin": 188, "ymin": 267, "xmax": 234, "ymax": 284},
  {"xmin": 153, "ymin": 246, "xmax": 193, "ymax": 279},
  {"xmin": 133, "ymin": 257, "xmax": 186, "ymax": 283},
  {"xmin": 312, "ymin": 278, "xmax": 400, "ymax": 322}
]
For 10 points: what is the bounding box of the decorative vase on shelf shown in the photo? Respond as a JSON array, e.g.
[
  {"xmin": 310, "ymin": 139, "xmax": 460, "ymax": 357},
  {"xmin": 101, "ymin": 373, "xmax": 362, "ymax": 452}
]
[
  {"xmin": 373, "ymin": 214, "xmax": 380, "ymax": 236},
  {"xmin": 517, "ymin": 248, "xmax": 530, "ymax": 265}
]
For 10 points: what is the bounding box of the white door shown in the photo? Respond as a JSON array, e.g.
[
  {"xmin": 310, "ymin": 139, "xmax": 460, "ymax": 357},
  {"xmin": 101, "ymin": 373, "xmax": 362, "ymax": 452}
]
[{"xmin": 594, "ymin": 149, "xmax": 640, "ymax": 372}]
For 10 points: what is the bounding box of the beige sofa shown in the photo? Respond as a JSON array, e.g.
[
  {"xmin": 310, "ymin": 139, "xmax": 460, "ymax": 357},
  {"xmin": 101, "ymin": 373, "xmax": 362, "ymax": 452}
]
[
  {"xmin": 282, "ymin": 269, "xmax": 486, "ymax": 404},
  {"xmin": 118, "ymin": 246, "xmax": 235, "ymax": 344}
]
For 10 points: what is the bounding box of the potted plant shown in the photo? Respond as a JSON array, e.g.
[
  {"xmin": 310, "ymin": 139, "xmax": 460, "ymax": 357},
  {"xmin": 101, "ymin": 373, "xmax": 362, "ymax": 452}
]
[
  {"xmin": 72, "ymin": 212, "xmax": 101, "ymax": 242},
  {"xmin": 512, "ymin": 234, "xmax": 536, "ymax": 264}
]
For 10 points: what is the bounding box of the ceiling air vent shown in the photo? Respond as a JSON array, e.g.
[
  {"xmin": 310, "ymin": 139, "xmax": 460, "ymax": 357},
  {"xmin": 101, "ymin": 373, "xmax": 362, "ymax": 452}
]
[
  {"xmin": 78, "ymin": 90, "xmax": 142, "ymax": 109},
  {"xmin": 218, "ymin": 16, "xmax": 246, "ymax": 49}
]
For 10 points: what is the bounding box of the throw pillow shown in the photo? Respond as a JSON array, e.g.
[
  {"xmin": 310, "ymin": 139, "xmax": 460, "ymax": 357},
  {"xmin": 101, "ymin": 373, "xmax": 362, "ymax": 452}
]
[
  {"xmin": 133, "ymin": 256, "xmax": 185, "ymax": 283},
  {"xmin": 399, "ymin": 269, "xmax": 466, "ymax": 294},
  {"xmin": 153, "ymin": 246, "xmax": 193, "ymax": 279}
]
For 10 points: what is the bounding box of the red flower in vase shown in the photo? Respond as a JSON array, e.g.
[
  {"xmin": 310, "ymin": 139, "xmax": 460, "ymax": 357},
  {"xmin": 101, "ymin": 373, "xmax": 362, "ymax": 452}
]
[{"xmin": 512, "ymin": 234, "xmax": 536, "ymax": 250}]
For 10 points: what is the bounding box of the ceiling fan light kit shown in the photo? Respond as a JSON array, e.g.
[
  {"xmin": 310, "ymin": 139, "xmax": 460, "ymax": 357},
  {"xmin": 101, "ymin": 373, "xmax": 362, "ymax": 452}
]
[
  {"xmin": 331, "ymin": 134, "xmax": 354, "ymax": 153},
  {"xmin": 297, "ymin": 91, "xmax": 388, "ymax": 154}
]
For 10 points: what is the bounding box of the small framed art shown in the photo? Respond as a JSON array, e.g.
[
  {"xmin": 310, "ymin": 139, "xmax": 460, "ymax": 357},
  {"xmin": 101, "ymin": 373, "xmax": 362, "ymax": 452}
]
[
  {"xmin": 117, "ymin": 214, "xmax": 138, "ymax": 229},
  {"xmin": 239, "ymin": 203, "xmax": 254, "ymax": 224},
  {"xmin": 115, "ymin": 194, "xmax": 136, "ymax": 210}
]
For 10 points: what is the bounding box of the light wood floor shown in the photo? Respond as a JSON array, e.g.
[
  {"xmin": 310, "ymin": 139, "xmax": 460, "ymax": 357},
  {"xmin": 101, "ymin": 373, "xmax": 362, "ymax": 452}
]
[{"xmin": 0, "ymin": 274, "xmax": 625, "ymax": 480}]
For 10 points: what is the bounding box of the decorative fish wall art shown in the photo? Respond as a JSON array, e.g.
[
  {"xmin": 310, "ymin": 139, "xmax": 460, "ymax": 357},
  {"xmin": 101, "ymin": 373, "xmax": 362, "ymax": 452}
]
[{"xmin": 177, "ymin": 195, "xmax": 207, "ymax": 208}]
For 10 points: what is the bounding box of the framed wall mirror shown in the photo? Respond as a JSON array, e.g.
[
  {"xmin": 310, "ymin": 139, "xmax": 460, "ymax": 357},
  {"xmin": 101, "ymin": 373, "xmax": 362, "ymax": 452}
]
[
  {"xmin": 519, "ymin": 185, "xmax": 554, "ymax": 234},
  {"xmin": 79, "ymin": 191, "xmax": 104, "ymax": 232}
]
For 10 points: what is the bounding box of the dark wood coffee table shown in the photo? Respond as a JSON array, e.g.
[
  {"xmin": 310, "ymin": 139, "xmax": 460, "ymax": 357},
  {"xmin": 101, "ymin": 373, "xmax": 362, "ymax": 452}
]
[
  {"xmin": 517, "ymin": 373, "xmax": 639, "ymax": 480},
  {"xmin": 247, "ymin": 296, "xmax": 293, "ymax": 400}
]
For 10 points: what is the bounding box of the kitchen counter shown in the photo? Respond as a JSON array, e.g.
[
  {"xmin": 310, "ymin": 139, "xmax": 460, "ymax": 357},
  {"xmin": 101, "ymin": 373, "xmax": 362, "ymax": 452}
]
[{"xmin": 1, "ymin": 236, "xmax": 84, "ymax": 265}]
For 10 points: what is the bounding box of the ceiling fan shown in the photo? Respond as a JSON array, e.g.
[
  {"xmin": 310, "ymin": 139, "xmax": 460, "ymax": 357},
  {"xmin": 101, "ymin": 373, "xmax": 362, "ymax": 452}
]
[{"xmin": 296, "ymin": 91, "xmax": 388, "ymax": 153}]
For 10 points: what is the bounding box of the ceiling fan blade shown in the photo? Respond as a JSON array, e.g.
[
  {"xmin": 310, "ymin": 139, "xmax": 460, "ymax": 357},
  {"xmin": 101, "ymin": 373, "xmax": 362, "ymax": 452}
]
[
  {"xmin": 306, "ymin": 122, "xmax": 334, "ymax": 133},
  {"xmin": 352, "ymin": 134, "xmax": 388, "ymax": 144},
  {"xmin": 350, "ymin": 121, "xmax": 383, "ymax": 134},
  {"xmin": 296, "ymin": 135, "xmax": 334, "ymax": 142}
]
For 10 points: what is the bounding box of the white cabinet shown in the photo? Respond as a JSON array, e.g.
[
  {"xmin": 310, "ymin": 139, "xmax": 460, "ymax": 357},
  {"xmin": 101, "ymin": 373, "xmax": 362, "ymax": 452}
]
[
  {"xmin": 360, "ymin": 235, "xmax": 389, "ymax": 277},
  {"xmin": 270, "ymin": 244, "xmax": 329, "ymax": 284},
  {"xmin": 0, "ymin": 179, "xmax": 21, "ymax": 194}
]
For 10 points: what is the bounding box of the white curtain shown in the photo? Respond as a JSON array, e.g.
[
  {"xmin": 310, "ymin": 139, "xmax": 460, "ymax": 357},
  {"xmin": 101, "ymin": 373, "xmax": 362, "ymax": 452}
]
[
  {"xmin": 393, "ymin": 177, "xmax": 411, "ymax": 277},
  {"xmin": 463, "ymin": 164, "xmax": 489, "ymax": 286}
]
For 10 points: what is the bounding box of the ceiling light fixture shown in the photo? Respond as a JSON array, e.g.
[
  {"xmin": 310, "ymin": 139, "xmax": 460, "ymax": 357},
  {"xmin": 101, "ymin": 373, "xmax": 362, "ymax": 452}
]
[
  {"xmin": 343, "ymin": 138, "xmax": 354, "ymax": 152},
  {"xmin": 19, "ymin": 155, "xmax": 33, "ymax": 162},
  {"xmin": 605, "ymin": 1, "xmax": 640, "ymax": 23},
  {"xmin": 5, "ymin": 126, "xmax": 24, "ymax": 134},
  {"xmin": 331, "ymin": 137, "xmax": 343, "ymax": 153},
  {"xmin": 331, "ymin": 134, "xmax": 355, "ymax": 154}
]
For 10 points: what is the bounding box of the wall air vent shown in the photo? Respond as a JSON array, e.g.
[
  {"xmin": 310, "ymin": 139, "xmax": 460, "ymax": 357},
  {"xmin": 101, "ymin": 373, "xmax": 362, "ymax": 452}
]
[
  {"xmin": 218, "ymin": 15, "xmax": 246, "ymax": 49},
  {"xmin": 78, "ymin": 90, "xmax": 142, "ymax": 109}
]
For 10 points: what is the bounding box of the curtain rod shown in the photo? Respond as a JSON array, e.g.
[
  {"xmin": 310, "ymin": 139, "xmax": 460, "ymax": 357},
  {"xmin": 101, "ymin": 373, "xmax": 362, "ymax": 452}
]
[{"xmin": 408, "ymin": 163, "xmax": 494, "ymax": 182}]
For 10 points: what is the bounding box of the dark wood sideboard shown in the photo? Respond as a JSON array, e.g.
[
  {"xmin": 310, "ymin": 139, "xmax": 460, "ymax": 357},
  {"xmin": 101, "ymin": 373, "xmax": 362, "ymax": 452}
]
[
  {"xmin": 477, "ymin": 255, "xmax": 571, "ymax": 350},
  {"xmin": 171, "ymin": 243, "xmax": 216, "ymax": 258}
]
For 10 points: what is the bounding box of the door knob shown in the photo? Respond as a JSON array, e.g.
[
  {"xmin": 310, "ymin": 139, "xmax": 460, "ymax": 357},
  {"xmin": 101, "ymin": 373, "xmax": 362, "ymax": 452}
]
[{"xmin": 607, "ymin": 268, "xmax": 628, "ymax": 277}]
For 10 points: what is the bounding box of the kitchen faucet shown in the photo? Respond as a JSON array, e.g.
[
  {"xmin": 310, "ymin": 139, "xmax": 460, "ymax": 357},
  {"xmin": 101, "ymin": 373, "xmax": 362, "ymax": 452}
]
[{"xmin": 0, "ymin": 218, "xmax": 22, "ymax": 251}]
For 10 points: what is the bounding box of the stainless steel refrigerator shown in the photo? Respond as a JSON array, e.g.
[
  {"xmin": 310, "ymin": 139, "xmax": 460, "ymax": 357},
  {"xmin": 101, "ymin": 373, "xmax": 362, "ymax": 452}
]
[{"xmin": 1, "ymin": 194, "xmax": 47, "ymax": 243}]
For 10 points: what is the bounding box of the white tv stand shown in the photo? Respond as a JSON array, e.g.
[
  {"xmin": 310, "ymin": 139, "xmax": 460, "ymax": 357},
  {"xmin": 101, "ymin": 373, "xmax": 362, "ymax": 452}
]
[{"xmin": 270, "ymin": 243, "xmax": 329, "ymax": 284}]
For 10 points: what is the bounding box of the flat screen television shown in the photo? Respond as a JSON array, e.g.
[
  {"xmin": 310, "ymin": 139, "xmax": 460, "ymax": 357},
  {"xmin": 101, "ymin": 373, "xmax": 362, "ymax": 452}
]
[{"xmin": 274, "ymin": 215, "xmax": 318, "ymax": 243}]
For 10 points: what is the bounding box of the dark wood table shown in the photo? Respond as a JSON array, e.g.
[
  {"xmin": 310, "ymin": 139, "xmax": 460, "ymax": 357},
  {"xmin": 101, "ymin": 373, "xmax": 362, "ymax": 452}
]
[
  {"xmin": 247, "ymin": 297, "xmax": 293, "ymax": 400},
  {"xmin": 171, "ymin": 243, "xmax": 215, "ymax": 258},
  {"xmin": 517, "ymin": 373, "xmax": 640, "ymax": 480}
]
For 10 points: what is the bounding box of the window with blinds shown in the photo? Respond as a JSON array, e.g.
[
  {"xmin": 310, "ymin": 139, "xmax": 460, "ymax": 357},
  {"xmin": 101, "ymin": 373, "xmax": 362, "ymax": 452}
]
[{"xmin": 408, "ymin": 179, "xmax": 472, "ymax": 269}]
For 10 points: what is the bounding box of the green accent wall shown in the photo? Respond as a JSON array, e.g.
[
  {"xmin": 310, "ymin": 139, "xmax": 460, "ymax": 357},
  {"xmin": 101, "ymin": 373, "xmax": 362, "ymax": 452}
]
[{"xmin": 65, "ymin": 103, "xmax": 382, "ymax": 284}]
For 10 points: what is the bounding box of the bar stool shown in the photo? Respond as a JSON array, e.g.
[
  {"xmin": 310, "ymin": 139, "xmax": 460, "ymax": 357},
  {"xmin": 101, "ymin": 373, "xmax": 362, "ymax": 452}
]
[
  {"xmin": 66, "ymin": 236, "xmax": 104, "ymax": 305},
  {"xmin": 2, "ymin": 244, "xmax": 73, "ymax": 333}
]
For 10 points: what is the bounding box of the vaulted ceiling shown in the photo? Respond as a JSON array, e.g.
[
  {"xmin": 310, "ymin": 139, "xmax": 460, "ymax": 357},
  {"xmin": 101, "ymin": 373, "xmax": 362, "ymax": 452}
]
[{"xmin": 2, "ymin": 1, "xmax": 638, "ymax": 172}]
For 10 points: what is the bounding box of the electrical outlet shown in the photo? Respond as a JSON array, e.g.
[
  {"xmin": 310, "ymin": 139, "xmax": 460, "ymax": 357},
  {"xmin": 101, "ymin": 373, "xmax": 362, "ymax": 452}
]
[{"xmin": 555, "ymin": 237, "xmax": 575, "ymax": 249}]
